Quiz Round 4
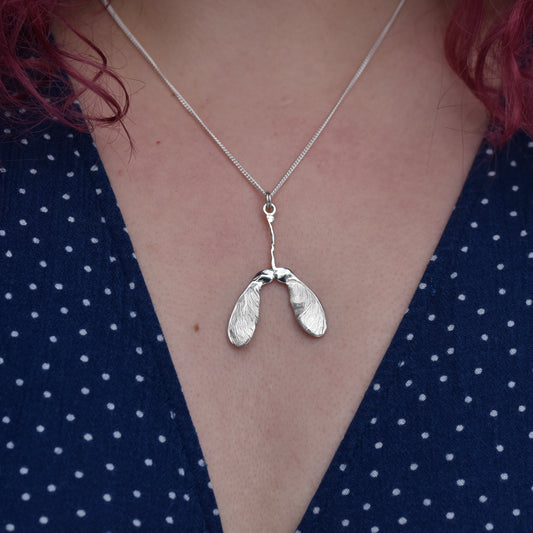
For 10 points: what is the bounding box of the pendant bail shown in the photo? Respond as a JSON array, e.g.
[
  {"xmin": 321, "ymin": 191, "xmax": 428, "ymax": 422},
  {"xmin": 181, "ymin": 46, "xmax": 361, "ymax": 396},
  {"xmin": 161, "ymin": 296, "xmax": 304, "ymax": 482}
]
[{"xmin": 263, "ymin": 192, "xmax": 276, "ymax": 218}]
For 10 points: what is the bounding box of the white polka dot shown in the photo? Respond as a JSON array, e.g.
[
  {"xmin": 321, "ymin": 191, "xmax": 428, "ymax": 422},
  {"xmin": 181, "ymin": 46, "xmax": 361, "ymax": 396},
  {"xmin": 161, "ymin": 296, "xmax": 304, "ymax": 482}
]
[
  {"xmin": 446, "ymin": 512, "xmax": 455, "ymax": 520},
  {"xmin": 398, "ymin": 517, "xmax": 407, "ymax": 525},
  {"xmin": 423, "ymin": 498, "xmax": 431, "ymax": 506},
  {"xmin": 103, "ymin": 493, "xmax": 112, "ymax": 502},
  {"xmin": 341, "ymin": 519, "xmax": 350, "ymax": 527}
]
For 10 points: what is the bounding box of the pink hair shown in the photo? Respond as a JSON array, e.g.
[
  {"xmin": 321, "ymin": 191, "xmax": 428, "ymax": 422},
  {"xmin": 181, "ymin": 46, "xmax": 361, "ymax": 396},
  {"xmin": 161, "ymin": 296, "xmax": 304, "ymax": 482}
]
[
  {"xmin": 0, "ymin": 0, "xmax": 128, "ymax": 129},
  {"xmin": 0, "ymin": 0, "xmax": 532, "ymax": 145}
]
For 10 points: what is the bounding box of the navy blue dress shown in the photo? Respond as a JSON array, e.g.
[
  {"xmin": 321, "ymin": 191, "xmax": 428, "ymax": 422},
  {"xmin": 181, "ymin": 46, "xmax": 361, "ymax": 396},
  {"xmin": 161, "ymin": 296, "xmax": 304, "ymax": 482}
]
[{"xmin": 0, "ymin": 114, "xmax": 532, "ymax": 532}]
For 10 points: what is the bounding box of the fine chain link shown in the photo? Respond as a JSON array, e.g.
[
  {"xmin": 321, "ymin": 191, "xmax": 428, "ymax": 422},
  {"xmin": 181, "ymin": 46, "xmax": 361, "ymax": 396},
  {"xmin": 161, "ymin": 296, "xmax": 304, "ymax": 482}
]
[{"xmin": 101, "ymin": 0, "xmax": 406, "ymax": 199}]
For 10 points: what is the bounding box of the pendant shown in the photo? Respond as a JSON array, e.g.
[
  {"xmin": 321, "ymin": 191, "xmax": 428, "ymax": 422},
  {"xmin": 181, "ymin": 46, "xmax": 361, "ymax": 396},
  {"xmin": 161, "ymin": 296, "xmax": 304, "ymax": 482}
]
[{"xmin": 228, "ymin": 196, "xmax": 327, "ymax": 347}]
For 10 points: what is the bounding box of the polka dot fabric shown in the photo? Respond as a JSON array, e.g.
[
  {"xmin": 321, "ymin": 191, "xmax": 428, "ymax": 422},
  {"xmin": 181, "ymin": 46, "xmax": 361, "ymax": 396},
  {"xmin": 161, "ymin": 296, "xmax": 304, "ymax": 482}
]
[{"xmin": 1, "ymin": 116, "xmax": 532, "ymax": 532}]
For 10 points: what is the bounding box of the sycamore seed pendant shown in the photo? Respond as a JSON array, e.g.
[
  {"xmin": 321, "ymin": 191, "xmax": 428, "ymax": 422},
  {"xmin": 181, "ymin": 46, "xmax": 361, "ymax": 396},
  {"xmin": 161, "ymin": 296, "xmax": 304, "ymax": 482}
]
[{"xmin": 228, "ymin": 197, "xmax": 327, "ymax": 347}]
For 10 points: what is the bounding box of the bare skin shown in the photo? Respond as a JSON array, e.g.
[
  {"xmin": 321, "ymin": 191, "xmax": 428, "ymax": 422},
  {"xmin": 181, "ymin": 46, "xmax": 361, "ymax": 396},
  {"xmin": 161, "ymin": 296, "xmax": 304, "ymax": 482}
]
[{"xmin": 56, "ymin": 1, "xmax": 488, "ymax": 531}]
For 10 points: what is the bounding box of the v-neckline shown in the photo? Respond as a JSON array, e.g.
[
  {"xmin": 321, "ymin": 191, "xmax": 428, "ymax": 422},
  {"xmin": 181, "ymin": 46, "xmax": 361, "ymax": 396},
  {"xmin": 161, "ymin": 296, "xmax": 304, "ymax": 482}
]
[{"xmin": 87, "ymin": 130, "xmax": 491, "ymax": 532}]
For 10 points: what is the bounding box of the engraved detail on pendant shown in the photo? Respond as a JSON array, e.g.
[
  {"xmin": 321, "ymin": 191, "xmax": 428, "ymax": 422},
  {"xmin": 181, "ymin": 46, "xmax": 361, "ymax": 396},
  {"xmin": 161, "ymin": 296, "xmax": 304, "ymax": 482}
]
[{"xmin": 228, "ymin": 198, "xmax": 327, "ymax": 347}]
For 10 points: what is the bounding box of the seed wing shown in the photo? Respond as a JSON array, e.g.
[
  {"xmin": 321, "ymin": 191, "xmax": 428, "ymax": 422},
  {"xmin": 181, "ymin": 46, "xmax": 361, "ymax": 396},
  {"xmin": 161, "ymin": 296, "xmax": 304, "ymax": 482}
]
[
  {"xmin": 228, "ymin": 270, "xmax": 274, "ymax": 347},
  {"xmin": 285, "ymin": 274, "xmax": 327, "ymax": 338}
]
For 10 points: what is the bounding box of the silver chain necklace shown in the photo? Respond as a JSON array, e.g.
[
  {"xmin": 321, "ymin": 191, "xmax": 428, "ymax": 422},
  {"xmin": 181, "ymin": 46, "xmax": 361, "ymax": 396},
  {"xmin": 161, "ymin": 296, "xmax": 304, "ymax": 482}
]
[{"xmin": 100, "ymin": 0, "xmax": 406, "ymax": 347}]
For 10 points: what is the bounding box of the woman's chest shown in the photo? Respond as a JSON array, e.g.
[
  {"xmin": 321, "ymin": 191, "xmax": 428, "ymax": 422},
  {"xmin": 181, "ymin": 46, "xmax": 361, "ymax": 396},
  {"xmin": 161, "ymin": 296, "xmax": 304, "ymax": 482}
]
[{"xmin": 87, "ymin": 110, "xmax": 485, "ymax": 531}]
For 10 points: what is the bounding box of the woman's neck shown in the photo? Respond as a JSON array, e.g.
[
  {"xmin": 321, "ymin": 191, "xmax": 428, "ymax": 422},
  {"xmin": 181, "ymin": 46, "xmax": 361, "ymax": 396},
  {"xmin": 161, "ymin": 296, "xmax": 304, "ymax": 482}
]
[{"xmin": 61, "ymin": 0, "xmax": 445, "ymax": 106}]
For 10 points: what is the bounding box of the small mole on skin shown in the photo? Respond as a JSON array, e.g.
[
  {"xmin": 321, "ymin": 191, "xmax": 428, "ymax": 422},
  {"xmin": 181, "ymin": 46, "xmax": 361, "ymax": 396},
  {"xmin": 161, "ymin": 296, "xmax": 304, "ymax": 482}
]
[
  {"xmin": 156, "ymin": 140, "xmax": 161, "ymax": 145},
  {"xmin": 193, "ymin": 324, "xmax": 200, "ymax": 332}
]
